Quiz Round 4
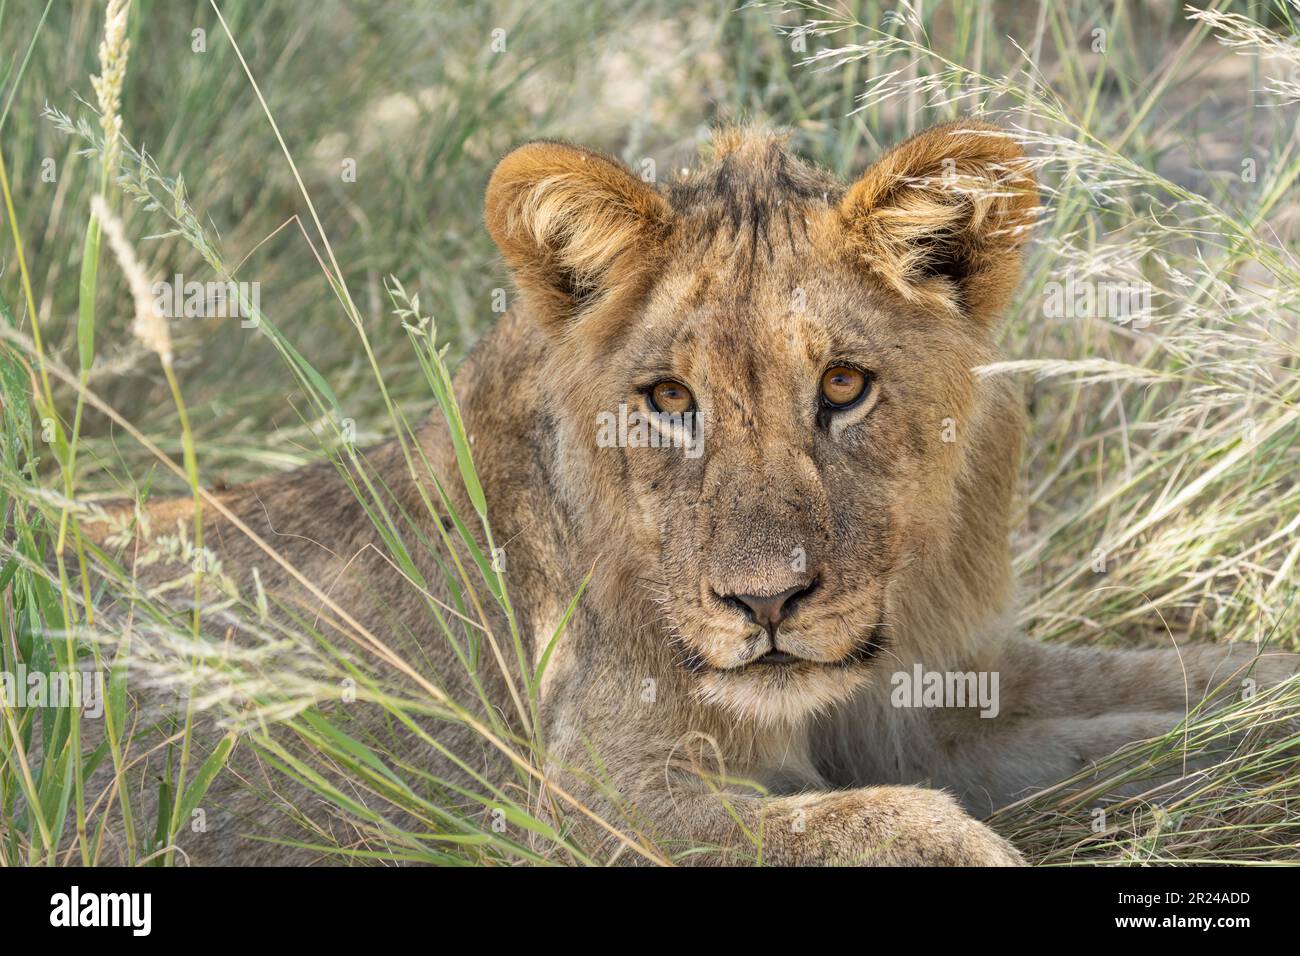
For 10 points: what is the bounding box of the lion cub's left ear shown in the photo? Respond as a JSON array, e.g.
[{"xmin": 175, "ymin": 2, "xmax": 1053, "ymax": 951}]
[
  {"xmin": 485, "ymin": 141, "xmax": 672, "ymax": 334},
  {"xmin": 839, "ymin": 120, "xmax": 1037, "ymax": 328}
]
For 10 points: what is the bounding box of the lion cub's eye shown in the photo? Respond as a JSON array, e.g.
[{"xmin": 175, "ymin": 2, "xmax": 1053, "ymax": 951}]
[
  {"xmin": 820, "ymin": 365, "xmax": 870, "ymax": 409},
  {"xmin": 649, "ymin": 380, "xmax": 695, "ymax": 415}
]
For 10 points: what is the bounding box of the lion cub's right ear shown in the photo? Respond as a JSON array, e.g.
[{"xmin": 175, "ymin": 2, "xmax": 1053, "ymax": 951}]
[{"xmin": 485, "ymin": 142, "xmax": 672, "ymax": 334}]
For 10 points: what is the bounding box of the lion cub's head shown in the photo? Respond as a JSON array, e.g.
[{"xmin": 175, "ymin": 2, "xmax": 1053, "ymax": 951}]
[{"xmin": 485, "ymin": 123, "xmax": 1037, "ymax": 724}]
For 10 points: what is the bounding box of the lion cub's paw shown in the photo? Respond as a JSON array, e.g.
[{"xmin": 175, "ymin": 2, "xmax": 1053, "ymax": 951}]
[
  {"xmin": 873, "ymin": 788, "xmax": 1024, "ymax": 867},
  {"xmin": 787, "ymin": 787, "xmax": 1024, "ymax": 867}
]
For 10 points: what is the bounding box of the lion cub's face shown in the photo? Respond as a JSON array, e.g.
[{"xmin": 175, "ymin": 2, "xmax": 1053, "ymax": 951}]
[
  {"xmin": 487, "ymin": 125, "xmax": 1036, "ymax": 724},
  {"xmin": 606, "ymin": 248, "xmax": 985, "ymax": 723}
]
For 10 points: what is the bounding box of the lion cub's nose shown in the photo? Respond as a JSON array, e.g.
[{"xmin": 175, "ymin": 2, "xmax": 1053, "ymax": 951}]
[{"xmin": 720, "ymin": 580, "xmax": 819, "ymax": 635}]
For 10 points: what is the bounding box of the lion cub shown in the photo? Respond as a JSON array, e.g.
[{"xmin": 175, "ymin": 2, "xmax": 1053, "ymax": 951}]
[{"xmin": 91, "ymin": 122, "xmax": 1295, "ymax": 865}]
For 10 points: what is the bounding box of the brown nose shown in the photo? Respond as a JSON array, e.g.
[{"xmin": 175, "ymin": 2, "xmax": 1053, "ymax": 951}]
[{"xmin": 719, "ymin": 580, "xmax": 819, "ymax": 635}]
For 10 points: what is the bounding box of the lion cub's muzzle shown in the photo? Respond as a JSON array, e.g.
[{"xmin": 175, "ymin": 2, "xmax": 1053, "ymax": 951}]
[
  {"xmin": 715, "ymin": 578, "xmax": 819, "ymax": 641},
  {"xmin": 704, "ymin": 575, "xmax": 875, "ymax": 669}
]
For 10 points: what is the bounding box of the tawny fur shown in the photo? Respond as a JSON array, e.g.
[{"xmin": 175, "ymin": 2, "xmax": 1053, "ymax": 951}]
[{"xmin": 78, "ymin": 121, "xmax": 1296, "ymax": 866}]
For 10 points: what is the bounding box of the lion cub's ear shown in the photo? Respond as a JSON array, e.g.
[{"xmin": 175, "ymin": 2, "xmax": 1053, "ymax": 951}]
[
  {"xmin": 839, "ymin": 120, "xmax": 1037, "ymax": 328},
  {"xmin": 485, "ymin": 142, "xmax": 672, "ymax": 333}
]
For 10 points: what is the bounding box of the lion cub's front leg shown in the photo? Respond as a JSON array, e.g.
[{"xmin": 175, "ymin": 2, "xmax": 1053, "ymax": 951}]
[
  {"xmin": 720, "ymin": 786, "xmax": 1021, "ymax": 866},
  {"xmin": 545, "ymin": 686, "xmax": 1020, "ymax": 864},
  {"xmin": 614, "ymin": 781, "xmax": 1023, "ymax": 866}
]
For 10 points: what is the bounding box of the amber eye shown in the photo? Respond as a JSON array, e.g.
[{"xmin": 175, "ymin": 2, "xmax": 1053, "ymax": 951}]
[
  {"xmin": 649, "ymin": 380, "xmax": 695, "ymax": 415},
  {"xmin": 820, "ymin": 365, "xmax": 870, "ymax": 409}
]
